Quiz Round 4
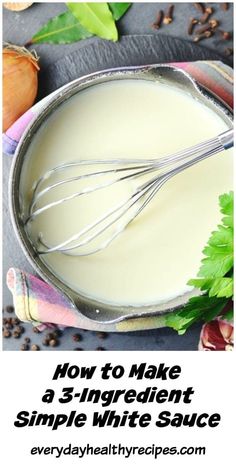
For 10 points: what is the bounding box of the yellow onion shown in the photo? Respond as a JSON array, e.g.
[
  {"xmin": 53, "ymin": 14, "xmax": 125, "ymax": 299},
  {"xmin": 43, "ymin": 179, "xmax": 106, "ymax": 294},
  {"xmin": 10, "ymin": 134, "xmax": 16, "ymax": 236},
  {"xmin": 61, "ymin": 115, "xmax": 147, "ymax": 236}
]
[
  {"xmin": 3, "ymin": 3, "xmax": 33, "ymax": 11},
  {"xmin": 3, "ymin": 45, "xmax": 40, "ymax": 131}
]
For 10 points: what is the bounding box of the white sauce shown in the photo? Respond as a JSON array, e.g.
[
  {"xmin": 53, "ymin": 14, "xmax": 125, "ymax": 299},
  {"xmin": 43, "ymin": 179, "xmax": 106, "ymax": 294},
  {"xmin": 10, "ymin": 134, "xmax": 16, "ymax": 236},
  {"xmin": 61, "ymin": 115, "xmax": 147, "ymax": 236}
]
[{"xmin": 20, "ymin": 79, "xmax": 233, "ymax": 306}]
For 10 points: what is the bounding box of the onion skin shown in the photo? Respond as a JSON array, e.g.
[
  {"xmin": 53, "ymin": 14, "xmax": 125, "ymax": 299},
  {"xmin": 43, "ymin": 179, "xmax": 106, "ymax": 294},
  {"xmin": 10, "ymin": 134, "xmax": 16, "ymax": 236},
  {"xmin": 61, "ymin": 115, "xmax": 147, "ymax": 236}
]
[
  {"xmin": 3, "ymin": 3, "xmax": 33, "ymax": 11},
  {"xmin": 3, "ymin": 47, "xmax": 39, "ymax": 132}
]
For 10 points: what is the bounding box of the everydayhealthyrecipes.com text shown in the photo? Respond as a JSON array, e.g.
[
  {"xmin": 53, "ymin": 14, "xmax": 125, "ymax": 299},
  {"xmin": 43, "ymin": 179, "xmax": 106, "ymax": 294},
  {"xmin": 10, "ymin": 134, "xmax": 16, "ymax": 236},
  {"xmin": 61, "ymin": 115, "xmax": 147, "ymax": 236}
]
[
  {"xmin": 30, "ymin": 443, "xmax": 206, "ymax": 459},
  {"xmin": 14, "ymin": 363, "xmax": 221, "ymax": 430}
]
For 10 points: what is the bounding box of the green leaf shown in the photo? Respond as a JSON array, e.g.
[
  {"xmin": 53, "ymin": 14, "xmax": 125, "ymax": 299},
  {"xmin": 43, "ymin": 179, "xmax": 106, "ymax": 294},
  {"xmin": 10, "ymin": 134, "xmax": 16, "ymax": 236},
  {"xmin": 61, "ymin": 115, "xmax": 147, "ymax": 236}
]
[
  {"xmin": 188, "ymin": 278, "xmax": 213, "ymax": 291},
  {"xmin": 194, "ymin": 191, "xmax": 233, "ymax": 279},
  {"xmin": 167, "ymin": 192, "xmax": 233, "ymax": 335},
  {"xmin": 29, "ymin": 11, "xmax": 92, "ymax": 45},
  {"xmin": 108, "ymin": 3, "xmax": 131, "ymax": 20},
  {"xmin": 199, "ymin": 254, "xmax": 233, "ymax": 279},
  {"xmin": 166, "ymin": 296, "xmax": 227, "ymax": 333},
  {"xmin": 219, "ymin": 191, "xmax": 233, "ymax": 226},
  {"xmin": 208, "ymin": 277, "xmax": 233, "ymax": 298},
  {"xmin": 199, "ymin": 234, "xmax": 233, "ymax": 278},
  {"xmin": 188, "ymin": 277, "xmax": 233, "ymax": 298},
  {"xmin": 67, "ymin": 2, "xmax": 118, "ymax": 41}
]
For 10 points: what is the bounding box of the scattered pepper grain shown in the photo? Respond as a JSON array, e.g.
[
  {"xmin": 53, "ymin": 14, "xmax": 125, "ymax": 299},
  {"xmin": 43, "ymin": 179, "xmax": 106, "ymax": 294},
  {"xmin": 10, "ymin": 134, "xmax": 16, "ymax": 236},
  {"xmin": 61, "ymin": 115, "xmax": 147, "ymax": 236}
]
[
  {"xmin": 4, "ymin": 322, "xmax": 12, "ymax": 330},
  {"xmin": 96, "ymin": 332, "xmax": 108, "ymax": 340},
  {"xmin": 31, "ymin": 344, "xmax": 40, "ymax": 351},
  {"xmin": 13, "ymin": 330, "xmax": 21, "ymax": 338},
  {"xmin": 33, "ymin": 326, "xmax": 40, "ymax": 333},
  {"xmin": 49, "ymin": 338, "xmax": 59, "ymax": 347},
  {"xmin": 3, "ymin": 329, "xmax": 11, "ymax": 338},
  {"xmin": 72, "ymin": 333, "xmax": 83, "ymax": 342},
  {"xmin": 15, "ymin": 325, "xmax": 25, "ymax": 334},
  {"xmin": 52, "ymin": 329, "xmax": 62, "ymax": 337},
  {"xmin": 20, "ymin": 343, "xmax": 29, "ymax": 351},
  {"xmin": 6, "ymin": 305, "xmax": 14, "ymax": 313}
]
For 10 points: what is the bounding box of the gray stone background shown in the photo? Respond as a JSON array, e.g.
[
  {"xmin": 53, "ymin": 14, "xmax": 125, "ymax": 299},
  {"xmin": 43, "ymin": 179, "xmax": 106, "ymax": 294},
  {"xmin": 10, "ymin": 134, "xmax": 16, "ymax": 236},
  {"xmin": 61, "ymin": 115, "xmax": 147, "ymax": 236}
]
[{"xmin": 2, "ymin": 2, "xmax": 233, "ymax": 351}]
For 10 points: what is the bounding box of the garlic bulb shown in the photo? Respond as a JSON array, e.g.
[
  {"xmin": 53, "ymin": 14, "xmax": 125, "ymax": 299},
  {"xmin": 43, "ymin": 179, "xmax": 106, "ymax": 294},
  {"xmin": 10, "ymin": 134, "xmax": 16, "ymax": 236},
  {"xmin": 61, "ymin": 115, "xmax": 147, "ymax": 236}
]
[
  {"xmin": 3, "ymin": 3, "xmax": 33, "ymax": 11},
  {"xmin": 199, "ymin": 319, "xmax": 234, "ymax": 351},
  {"xmin": 3, "ymin": 45, "xmax": 39, "ymax": 132}
]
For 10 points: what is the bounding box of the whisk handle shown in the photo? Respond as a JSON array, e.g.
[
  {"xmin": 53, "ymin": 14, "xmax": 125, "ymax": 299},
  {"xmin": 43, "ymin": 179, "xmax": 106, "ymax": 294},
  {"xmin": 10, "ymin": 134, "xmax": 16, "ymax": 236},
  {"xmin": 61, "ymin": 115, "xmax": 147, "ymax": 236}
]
[{"xmin": 218, "ymin": 129, "xmax": 234, "ymax": 150}]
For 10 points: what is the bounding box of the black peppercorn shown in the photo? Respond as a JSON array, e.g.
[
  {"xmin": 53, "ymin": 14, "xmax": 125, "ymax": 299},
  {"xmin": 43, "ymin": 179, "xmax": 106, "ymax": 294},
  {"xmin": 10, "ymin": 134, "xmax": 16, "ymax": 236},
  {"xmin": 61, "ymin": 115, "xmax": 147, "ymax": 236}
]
[
  {"xmin": 33, "ymin": 326, "xmax": 40, "ymax": 333},
  {"xmin": 31, "ymin": 344, "xmax": 40, "ymax": 351},
  {"xmin": 13, "ymin": 330, "xmax": 21, "ymax": 338},
  {"xmin": 20, "ymin": 343, "xmax": 29, "ymax": 351},
  {"xmin": 46, "ymin": 332, "xmax": 56, "ymax": 341},
  {"xmin": 96, "ymin": 332, "xmax": 108, "ymax": 339},
  {"xmin": 72, "ymin": 333, "xmax": 83, "ymax": 342},
  {"xmin": 3, "ymin": 329, "xmax": 11, "ymax": 338},
  {"xmin": 5, "ymin": 322, "xmax": 13, "ymax": 330},
  {"xmin": 15, "ymin": 325, "xmax": 25, "ymax": 334},
  {"xmin": 49, "ymin": 338, "xmax": 58, "ymax": 347},
  {"xmin": 6, "ymin": 305, "xmax": 14, "ymax": 313},
  {"xmin": 52, "ymin": 329, "xmax": 62, "ymax": 338}
]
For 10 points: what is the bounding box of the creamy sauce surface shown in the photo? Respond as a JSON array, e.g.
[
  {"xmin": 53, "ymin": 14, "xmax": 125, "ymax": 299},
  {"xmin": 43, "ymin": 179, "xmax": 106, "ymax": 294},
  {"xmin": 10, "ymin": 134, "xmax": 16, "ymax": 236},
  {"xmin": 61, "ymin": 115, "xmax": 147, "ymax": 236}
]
[{"xmin": 20, "ymin": 79, "xmax": 233, "ymax": 306}]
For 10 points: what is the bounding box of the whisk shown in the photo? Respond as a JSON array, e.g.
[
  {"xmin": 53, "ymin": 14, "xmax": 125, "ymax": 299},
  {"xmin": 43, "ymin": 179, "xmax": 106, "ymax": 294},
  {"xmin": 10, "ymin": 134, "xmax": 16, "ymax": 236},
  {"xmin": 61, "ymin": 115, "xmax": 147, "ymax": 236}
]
[{"xmin": 25, "ymin": 129, "xmax": 233, "ymax": 257}]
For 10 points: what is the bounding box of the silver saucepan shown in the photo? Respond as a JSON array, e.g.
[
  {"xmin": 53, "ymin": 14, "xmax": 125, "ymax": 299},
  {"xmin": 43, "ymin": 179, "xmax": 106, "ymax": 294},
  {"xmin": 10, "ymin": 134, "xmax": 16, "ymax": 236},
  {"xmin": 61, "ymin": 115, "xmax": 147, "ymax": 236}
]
[{"xmin": 9, "ymin": 65, "xmax": 233, "ymax": 326}]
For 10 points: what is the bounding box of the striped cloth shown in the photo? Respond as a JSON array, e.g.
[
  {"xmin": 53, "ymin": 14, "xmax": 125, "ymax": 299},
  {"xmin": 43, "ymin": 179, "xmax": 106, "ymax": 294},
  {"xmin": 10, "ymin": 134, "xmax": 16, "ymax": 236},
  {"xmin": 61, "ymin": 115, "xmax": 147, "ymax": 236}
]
[{"xmin": 6, "ymin": 61, "xmax": 233, "ymax": 332}]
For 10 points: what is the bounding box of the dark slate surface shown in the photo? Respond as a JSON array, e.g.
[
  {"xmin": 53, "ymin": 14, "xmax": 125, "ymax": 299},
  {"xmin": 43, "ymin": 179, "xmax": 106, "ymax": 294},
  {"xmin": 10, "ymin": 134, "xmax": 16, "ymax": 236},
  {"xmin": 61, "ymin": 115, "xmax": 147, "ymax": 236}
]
[
  {"xmin": 2, "ymin": 3, "xmax": 233, "ymax": 351},
  {"xmin": 43, "ymin": 34, "xmax": 228, "ymax": 96},
  {"xmin": 3, "ymin": 2, "xmax": 233, "ymax": 67}
]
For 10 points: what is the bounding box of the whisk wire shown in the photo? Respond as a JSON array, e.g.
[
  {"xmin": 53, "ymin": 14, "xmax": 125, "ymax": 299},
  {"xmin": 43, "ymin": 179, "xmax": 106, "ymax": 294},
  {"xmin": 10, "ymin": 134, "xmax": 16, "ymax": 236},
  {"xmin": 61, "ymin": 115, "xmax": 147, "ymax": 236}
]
[
  {"xmin": 25, "ymin": 129, "xmax": 233, "ymax": 257},
  {"xmin": 27, "ymin": 135, "xmax": 223, "ymax": 223}
]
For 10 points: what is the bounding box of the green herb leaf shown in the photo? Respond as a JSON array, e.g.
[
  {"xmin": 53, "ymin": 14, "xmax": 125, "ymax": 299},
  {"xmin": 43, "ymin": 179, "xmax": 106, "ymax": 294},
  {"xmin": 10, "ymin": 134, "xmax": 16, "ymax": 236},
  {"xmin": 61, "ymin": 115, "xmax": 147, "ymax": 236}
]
[
  {"xmin": 220, "ymin": 191, "xmax": 233, "ymax": 228},
  {"xmin": 198, "ymin": 192, "xmax": 233, "ymax": 279},
  {"xmin": 189, "ymin": 277, "xmax": 233, "ymax": 298},
  {"xmin": 199, "ymin": 229, "xmax": 233, "ymax": 278},
  {"xmin": 208, "ymin": 277, "xmax": 233, "ymax": 298},
  {"xmin": 67, "ymin": 2, "xmax": 118, "ymax": 41},
  {"xmin": 28, "ymin": 2, "xmax": 129, "ymax": 45},
  {"xmin": 188, "ymin": 191, "xmax": 233, "ymax": 298},
  {"xmin": 29, "ymin": 11, "xmax": 92, "ymax": 45},
  {"xmin": 166, "ymin": 296, "xmax": 227, "ymax": 334},
  {"xmin": 167, "ymin": 191, "xmax": 233, "ymax": 335},
  {"xmin": 108, "ymin": 3, "xmax": 131, "ymax": 20}
]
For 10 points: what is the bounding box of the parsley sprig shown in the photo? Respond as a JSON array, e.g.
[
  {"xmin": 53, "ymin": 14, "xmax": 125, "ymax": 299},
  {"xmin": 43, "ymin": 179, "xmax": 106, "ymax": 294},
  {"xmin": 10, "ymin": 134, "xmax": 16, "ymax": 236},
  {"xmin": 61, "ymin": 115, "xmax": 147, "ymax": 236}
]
[{"xmin": 166, "ymin": 191, "xmax": 234, "ymax": 334}]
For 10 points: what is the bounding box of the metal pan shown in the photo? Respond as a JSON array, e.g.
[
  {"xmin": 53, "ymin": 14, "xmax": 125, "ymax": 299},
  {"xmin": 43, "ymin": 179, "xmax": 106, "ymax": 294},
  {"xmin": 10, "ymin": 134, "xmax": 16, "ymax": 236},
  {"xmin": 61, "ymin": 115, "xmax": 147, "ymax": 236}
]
[{"xmin": 9, "ymin": 64, "xmax": 233, "ymax": 325}]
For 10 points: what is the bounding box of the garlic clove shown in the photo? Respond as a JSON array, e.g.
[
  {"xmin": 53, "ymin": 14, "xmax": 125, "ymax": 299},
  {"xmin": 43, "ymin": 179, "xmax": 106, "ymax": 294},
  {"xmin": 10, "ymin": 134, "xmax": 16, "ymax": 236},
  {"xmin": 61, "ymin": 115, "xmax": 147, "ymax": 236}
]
[{"xmin": 3, "ymin": 3, "xmax": 33, "ymax": 11}]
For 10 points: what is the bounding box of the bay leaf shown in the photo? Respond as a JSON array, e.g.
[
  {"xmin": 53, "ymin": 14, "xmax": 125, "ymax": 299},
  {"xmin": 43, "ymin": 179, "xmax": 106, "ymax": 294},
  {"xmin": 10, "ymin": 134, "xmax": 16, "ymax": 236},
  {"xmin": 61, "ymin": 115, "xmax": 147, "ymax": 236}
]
[
  {"xmin": 108, "ymin": 3, "xmax": 131, "ymax": 21},
  {"xmin": 29, "ymin": 11, "xmax": 92, "ymax": 44},
  {"xmin": 67, "ymin": 2, "xmax": 118, "ymax": 41}
]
